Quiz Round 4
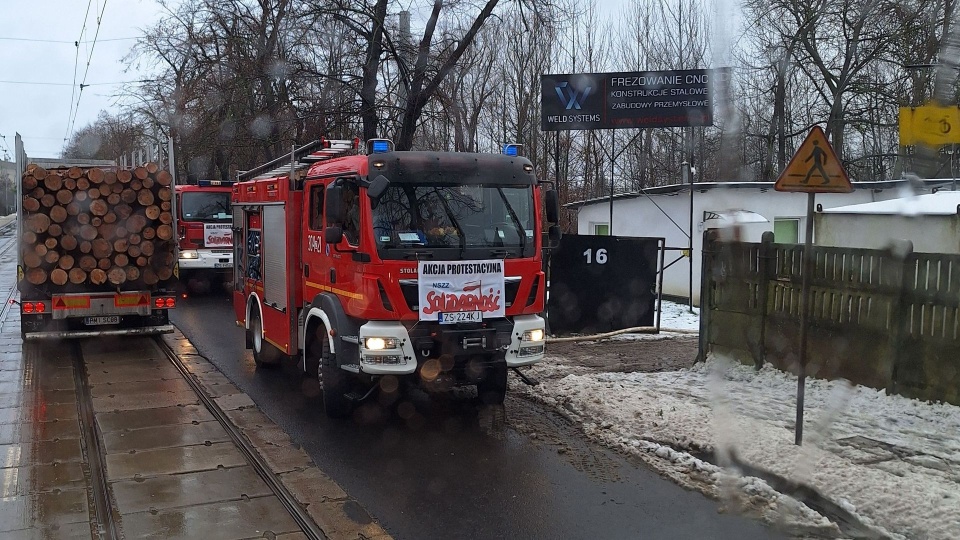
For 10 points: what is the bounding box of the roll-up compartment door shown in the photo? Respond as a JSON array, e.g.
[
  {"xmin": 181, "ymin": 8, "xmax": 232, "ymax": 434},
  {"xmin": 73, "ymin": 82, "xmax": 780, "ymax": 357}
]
[{"xmin": 263, "ymin": 205, "xmax": 287, "ymax": 311}]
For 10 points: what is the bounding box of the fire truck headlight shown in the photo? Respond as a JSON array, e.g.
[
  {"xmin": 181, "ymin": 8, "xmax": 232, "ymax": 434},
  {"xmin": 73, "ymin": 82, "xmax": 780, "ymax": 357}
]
[
  {"xmin": 522, "ymin": 329, "xmax": 544, "ymax": 342},
  {"xmin": 364, "ymin": 337, "xmax": 397, "ymax": 350},
  {"xmin": 180, "ymin": 250, "xmax": 199, "ymax": 260}
]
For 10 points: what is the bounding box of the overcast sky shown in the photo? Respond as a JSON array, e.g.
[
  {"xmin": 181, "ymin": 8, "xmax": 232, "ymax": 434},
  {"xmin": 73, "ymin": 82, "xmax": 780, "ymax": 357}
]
[{"xmin": 0, "ymin": 0, "xmax": 166, "ymax": 160}]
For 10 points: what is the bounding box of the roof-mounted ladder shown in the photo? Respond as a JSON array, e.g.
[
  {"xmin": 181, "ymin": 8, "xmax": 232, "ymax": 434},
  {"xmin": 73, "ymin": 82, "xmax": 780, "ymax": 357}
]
[{"xmin": 237, "ymin": 138, "xmax": 359, "ymax": 182}]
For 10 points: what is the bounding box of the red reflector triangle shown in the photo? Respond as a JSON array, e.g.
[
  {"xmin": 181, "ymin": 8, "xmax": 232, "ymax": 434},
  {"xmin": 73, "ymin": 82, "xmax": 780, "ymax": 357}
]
[{"xmin": 54, "ymin": 298, "xmax": 66, "ymax": 308}]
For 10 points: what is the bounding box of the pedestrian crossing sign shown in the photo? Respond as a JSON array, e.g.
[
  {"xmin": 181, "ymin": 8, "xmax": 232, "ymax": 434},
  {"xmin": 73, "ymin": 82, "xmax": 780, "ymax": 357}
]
[{"xmin": 775, "ymin": 126, "xmax": 853, "ymax": 193}]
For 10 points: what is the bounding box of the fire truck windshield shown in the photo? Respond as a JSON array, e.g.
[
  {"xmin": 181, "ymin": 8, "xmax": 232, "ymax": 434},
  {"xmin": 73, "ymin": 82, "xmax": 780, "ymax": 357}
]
[
  {"xmin": 372, "ymin": 183, "xmax": 535, "ymax": 259},
  {"xmin": 181, "ymin": 191, "xmax": 232, "ymax": 222}
]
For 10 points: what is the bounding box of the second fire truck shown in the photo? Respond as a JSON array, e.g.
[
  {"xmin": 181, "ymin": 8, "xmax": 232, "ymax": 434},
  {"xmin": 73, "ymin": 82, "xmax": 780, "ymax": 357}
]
[
  {"xmin": 176, "ymin": 181, "xmax": 234, "ymax": 293},
  {"xmin": 233, "ymin": 139, "xmax": 560, "ymax": 417}
]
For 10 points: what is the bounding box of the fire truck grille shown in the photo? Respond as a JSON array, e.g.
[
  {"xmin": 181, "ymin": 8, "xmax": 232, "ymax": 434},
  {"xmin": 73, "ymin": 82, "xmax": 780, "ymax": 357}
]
[{"xmin": 398, "ymin": 279, "xmax": 521, "ymax": 312}]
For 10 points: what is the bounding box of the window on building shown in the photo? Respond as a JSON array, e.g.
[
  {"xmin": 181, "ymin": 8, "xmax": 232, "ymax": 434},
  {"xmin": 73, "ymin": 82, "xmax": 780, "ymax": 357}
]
[
  {"xmin": 774, "ymin": 218, "xmax": 800, "ymax": 243},
  {"xmin": 594, "ymin": 223, "xmax": 610, "ymax": 236}
]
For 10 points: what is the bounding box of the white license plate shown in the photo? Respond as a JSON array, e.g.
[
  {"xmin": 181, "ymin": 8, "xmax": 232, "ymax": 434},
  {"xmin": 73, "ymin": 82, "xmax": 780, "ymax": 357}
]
[
  {"xmin": 84, "ymin": 316, "xmax": 119, "ymax": 326},
  {"xmin": 439, "ymin": 311, "xmax": 482, "ymax": 324},
  {"xmin": 214, "ymin": 263, "xmax": 232, "ymax": 268}
]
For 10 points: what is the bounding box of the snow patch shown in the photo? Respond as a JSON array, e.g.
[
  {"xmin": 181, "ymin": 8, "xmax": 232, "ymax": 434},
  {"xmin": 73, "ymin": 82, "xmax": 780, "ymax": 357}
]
[{"xmin": 527, "ymin": 302, "xmax": 960, "ymax": 538}]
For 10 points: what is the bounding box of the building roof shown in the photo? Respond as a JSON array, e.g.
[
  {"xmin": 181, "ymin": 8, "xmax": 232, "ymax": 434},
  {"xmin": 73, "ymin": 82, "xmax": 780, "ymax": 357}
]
[
  {"xmin": 821, "ymin": 190, "xmax": 960, "ymax": 216},
  {"xmin": 567, "ymin": 178, "xmax": 959, "ymax": 208}
]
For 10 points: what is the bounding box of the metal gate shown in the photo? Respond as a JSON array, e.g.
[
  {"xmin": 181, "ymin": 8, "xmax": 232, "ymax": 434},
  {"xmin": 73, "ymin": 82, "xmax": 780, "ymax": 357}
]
[{"xmin": 547, "ymin": 235, "xmax": 664, "ymax": 334}]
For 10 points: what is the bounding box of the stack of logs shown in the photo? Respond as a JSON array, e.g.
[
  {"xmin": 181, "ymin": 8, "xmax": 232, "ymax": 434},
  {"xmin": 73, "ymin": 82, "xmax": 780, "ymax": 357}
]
[{"xmin": 21, "ymin": 163, "xmax": 177, "ymax": 288}]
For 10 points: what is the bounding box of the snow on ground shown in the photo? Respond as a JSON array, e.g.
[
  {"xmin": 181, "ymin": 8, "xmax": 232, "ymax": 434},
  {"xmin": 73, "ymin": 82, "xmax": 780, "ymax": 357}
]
[
  {"xmin": 657, "ymin": 299, "xmax": 700, "ymax": 331},
  {"xmin": 525, "ymin": 300, "xmax": 960, "ymax": 539}
]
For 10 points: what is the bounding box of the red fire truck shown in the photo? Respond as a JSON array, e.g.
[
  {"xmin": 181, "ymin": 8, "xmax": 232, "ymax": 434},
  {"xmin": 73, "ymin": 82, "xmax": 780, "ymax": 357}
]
[
  {"xmin": 232, "ymin": 139, "xmax": 560, "ymax": 417},
  {"xmin": 176, "ymin": 181, "xmax": 234, "ymax": 293}
]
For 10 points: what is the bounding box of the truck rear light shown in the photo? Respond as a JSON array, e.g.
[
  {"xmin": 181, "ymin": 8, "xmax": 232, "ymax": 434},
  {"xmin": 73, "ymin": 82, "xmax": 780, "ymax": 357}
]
[
  {"xmin": 23, "ymin": 302, "xmax": 34, "ymax": 314},
  {"xmin": 154, "ymin": 297, "xmax": 177, "ymax": 309},
  {"xmin": 35, "ymin": 302, "xmax": 46, "ymax": 313}
]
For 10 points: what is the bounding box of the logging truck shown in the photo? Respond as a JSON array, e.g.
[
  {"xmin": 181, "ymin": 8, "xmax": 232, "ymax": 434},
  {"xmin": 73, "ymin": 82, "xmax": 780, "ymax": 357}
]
[
  {"xmin": 14, "ymin": 133, "xmax": 180, "ymax": 339},
  {"xmin": 233, "ymin": 138, "xmax": 561, "ymax": 417},
  {"xmin": 176, "ymin": 181, "xmax": 235, "ymax": 293}
]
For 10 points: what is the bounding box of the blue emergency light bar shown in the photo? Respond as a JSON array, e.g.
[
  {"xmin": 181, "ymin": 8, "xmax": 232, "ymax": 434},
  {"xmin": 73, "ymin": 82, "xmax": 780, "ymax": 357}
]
[
  {"xmin": 368, "ymin": 139, "xmax": 394, "ymax": 154},
  {"xmin": 197, "ymin": 180, "xmax": 235, "ymax": 187},
  {"xmin": 503, "ymin": 143, "xmax": 523, "ymax": 156}
]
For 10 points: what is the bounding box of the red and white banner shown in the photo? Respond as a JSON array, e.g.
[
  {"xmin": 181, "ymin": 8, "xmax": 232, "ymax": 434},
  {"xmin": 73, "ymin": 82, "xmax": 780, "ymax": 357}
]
[
  {"xmin": 418, "ymin": 260, "xmax": 505, "ymax": 321},
  {"xmin": 204, "ymin": 223, "xmax": 234, "ymax": 248}
]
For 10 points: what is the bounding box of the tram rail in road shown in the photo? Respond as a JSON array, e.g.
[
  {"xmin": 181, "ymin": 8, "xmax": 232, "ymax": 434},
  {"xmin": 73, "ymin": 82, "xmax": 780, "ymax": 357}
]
[
  {"xmin": 57, "ymin": 335, "xmax": 329, "ymax": 539},
  {"xmin": 154, "ymin": 335, "xmax": 326, "ymax": 540},
  {"xmin": 12, "ymin": 330, "xmax": 340, "ymax": 539}
]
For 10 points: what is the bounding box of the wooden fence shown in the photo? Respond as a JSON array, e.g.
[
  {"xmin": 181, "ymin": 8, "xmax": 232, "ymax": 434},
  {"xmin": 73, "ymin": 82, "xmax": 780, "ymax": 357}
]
[{"xmin": 699, "ymin": 232, "xmax": 960, "ymax": 405}]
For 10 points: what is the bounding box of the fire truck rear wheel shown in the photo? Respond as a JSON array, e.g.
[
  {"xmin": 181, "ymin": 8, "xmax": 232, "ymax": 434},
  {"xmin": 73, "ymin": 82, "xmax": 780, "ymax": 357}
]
[
  {"xmin": 476, "ymin": 362, "xmax": 508, "ymax": 406},
  {"xmin": 249, "ymin": 309, "xmax": 281, "ymax": 368},
  {"xmin": 320, "ymin": 335, "xmax": 352, "ymax": 418}
]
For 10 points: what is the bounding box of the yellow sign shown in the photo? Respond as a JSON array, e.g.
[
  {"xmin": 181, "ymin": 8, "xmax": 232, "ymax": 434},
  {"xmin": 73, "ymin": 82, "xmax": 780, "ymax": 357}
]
[
  {"xmin": 775, "ymin": 126, "xmax": 853, "ymax": 193},
  {"xmin": 899, "ymin": 105, "xmax": 960, "ymax": 146}
]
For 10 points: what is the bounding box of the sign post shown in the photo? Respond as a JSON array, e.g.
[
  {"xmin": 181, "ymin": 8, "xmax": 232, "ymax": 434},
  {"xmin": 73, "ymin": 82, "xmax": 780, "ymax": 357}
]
[{"xmin": 774, "ymin": 125, "xmax": 853, "ymax": 445}]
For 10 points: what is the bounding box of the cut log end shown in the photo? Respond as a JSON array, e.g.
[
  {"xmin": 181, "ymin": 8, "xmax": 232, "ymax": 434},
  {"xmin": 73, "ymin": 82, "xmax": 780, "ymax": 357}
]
[
  {"xmin": 51, "ymin": 269, "xmax": 69, "ymax": 286},
  {"xmin": 107, "ymin": 267, "xmax": 127, "ymax": 285},
  {"xmin": 26, "ymin": 268, "xmax": 47, "ymax": 286},
  {"xmin": 90, "ymin": 268, "xmax": 107, "ymax": 285}
]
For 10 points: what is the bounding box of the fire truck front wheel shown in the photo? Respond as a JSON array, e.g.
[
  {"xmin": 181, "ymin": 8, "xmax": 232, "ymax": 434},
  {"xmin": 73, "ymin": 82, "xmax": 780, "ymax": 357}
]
[
  {"xmin": 248, "ymin": 310, "xmax": 282, "ymax": 368},
  {"xmin": 476, "ymin": 362, "xmax": 508, "ymax": 406},
  {"xmin": 319, "ymin": 335, "xmax": 353, "ymax": 419}
]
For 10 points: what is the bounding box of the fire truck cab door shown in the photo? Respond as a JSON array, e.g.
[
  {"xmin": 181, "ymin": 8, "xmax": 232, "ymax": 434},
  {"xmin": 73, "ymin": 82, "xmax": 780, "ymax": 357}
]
[
  {"xmin": 303, "ymin": 181, "xmax": 328, "ymax": 291},
  {"xmin": 328, "ymin": 178, "xmax": 363, "ymax": 292}
]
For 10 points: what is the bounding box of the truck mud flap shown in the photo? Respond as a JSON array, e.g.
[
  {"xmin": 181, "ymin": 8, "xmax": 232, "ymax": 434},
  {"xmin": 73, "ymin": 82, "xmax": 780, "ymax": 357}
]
[{"xmin": 23, "ymin": 325, "xmax": 175, "ymax": 341}]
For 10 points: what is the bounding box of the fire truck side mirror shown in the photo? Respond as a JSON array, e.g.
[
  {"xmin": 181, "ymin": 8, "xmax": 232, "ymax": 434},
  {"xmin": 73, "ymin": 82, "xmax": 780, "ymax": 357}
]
[
  {"xmin": 325, "ymin": 184, "xmax": 343, "ymax": 223},
  {"xmin": 367, "ymin": 175, "xmax": 390, "ymax": 208},
  {"xmin": 548, "ymin": 225, "xmax": 562, "ymax": 247},
  {"xmin": 325, "ymin": 225, "xmax": 343, "ymax": 244},
  {"xmin": 545, "ymin": 189, "xmax": 560, "ymax": 224}
]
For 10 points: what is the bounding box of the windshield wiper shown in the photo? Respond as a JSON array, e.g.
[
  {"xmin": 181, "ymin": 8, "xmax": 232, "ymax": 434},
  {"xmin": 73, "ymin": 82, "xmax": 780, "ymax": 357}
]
[
  {"xmin": 496, "ymin": 187, "xmax": 527, "ymax": 256},
  {"xmin": 402, "ymin": 250, "xmax": 434, "ymax": 260},
  {"xmin": 432, "ymin": 188, "xmax": 466, "ymax": 258}
]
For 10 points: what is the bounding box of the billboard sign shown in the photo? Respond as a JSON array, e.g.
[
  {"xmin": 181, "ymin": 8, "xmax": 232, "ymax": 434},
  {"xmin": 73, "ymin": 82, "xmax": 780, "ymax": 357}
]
[{"xmin": 541, "ymin": 69, "xmax": 727, "ymax": 131}]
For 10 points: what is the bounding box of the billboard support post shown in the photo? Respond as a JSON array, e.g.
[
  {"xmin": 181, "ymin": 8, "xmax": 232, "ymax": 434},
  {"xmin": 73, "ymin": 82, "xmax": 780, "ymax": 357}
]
[{"xmin": 609, "ymin": 130, "xmax": 615, "ymax": 234}]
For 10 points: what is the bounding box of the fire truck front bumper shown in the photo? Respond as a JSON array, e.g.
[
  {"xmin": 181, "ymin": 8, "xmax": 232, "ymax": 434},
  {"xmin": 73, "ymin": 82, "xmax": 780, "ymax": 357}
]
[
  {"xmin": 178, "ymin": 249, "xmax": 233, "ymax": 271},
  {"xmin": 357, "ymin": 321, "xmax": 418, "ymax": 375},
  {"xmin": 505, "ymin": 314, "xmax": 546, "ymax": 367}
]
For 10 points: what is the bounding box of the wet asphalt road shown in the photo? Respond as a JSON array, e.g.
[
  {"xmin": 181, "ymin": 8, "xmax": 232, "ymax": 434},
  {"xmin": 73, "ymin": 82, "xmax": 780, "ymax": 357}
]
[{"xmin": 171, "ymin": 294, "xmax": 782, "ymax": 540}]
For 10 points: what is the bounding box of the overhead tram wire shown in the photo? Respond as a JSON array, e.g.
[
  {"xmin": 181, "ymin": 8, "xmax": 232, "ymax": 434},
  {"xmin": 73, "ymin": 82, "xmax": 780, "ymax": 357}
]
[
  {"xmin": 0, "ymin": 36, "xmax": 137, "ymax": 43},
  {"xmin": 63, "ymin": 0, "xmax": 96, "ymax": 154},
  {"xmin": 0, "ymin": 79, "xmax": 143, "ymax": 86},
  {"xmin": 66, "ymin": 0, "xmax": 110, "ymax": 149}
]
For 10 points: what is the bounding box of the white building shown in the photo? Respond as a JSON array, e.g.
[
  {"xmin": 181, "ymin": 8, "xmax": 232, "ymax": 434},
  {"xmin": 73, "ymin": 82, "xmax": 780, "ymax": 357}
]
[
  {"xmin": 816, "ymin": 190, "xmax": 960, "ymax": 253},
  {"xmin": 569, "ymin": 179, "xmax": 956, "ymax": 305}
]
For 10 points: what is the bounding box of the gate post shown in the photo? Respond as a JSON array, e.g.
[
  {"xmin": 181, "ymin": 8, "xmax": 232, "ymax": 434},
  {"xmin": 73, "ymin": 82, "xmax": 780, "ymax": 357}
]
[
  {"xmin": 754, "ymin": 231, "xmax": 775, "ymax": 370},
  {"xmin": 889, "ymin": 240, "xmax": 914, "ymax": 395},
  {"xmin": 696, "ymin": 230, "xmax": 716, "ymax": 363}
]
